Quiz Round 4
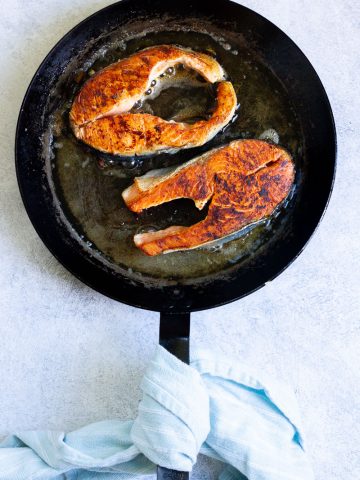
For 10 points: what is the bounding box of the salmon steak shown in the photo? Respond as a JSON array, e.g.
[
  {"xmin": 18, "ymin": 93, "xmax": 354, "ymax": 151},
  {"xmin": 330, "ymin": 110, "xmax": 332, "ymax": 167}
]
[
  {"xmin": 70, "ymin": 45, "xmax": 237, "ymax": 156},
  {"xmin": 122, "ymin": 140, "xmax": 295, "ymax": 255}
]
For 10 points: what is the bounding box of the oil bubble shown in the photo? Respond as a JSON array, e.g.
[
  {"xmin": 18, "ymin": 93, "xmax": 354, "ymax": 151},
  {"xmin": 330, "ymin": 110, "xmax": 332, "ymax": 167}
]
[
  {"xmin": 97, "ymin": 158, "xmax": 107, "ymax": 169},
  {"xmin": 259, "ymin": 128, "xmax": 280, "ymax": 144},
  {"xmin": 136, "ymin": 225, "xmax": 158, "ymax": 235},
  {"xmin": 121, "ymin": 157, "xmax": 138, "ymax": 169},
  {"xmin": 208, "ymin": 244, "xmax": 223, "ymax": 253}
]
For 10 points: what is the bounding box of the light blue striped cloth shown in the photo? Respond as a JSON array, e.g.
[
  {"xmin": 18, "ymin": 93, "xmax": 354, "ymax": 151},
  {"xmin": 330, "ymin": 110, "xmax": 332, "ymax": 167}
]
[{"xmin": 0, "ymin": 346, "xmax": 314, "ymax": 480}]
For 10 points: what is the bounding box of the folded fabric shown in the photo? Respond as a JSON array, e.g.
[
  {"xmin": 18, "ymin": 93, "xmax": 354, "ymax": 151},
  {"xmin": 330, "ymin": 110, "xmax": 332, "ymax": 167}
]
[{"xmin": 0, "ymin": 347, "xmax": 314, "ymax": 480}]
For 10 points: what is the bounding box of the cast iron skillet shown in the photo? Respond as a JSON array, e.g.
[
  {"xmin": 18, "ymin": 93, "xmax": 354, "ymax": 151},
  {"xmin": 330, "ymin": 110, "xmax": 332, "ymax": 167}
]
[{"xmin": 16, "ymin": 0, "xmax": 336, "ymax": 477}]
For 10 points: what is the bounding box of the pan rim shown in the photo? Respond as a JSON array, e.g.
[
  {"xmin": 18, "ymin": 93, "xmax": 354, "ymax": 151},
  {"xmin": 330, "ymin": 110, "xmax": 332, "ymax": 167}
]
[{"xmin": 15, "ymin": 0, "xmax": 337, "ymax": 313}]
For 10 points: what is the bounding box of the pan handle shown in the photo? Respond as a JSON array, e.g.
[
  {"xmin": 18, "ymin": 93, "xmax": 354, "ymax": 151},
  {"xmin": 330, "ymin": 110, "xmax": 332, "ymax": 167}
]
[
  {"xmin": 157, "ymin": 311, "xmax": 191, "ymax": 480},
  {"xmin": 159, "ymin": 312, "xmax": 190, "ymax": 363}
]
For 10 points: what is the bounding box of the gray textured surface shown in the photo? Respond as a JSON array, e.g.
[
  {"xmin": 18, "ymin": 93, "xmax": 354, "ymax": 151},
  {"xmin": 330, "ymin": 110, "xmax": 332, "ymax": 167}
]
[{"xmin": 0, "ymin": 0, "xmax": 359, "ymax": 478}]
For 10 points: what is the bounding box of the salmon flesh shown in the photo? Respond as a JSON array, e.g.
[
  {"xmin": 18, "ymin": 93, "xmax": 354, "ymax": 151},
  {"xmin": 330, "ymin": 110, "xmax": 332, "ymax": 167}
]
[
  {"xmin": 70, "ymin": 45, "xmax": 237, "ymax": 156},
  {"xmin": 122, "ymin": 140, "xmax": 295, "ymax": 255}
]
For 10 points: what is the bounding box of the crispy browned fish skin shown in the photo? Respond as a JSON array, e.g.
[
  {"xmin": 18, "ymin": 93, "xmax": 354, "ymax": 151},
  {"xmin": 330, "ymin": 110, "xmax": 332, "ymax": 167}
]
[
  {"xmin": 74, "ymin": 82, "xmax": 236, "ymax": 156},
  {"xmin": 70, "ymin": 45, "xmax": 237, "ymax": 156},
  {"xmin": 70, "ymin": 44, "xmax": 226, "ymax": 127},
  {"xmin": 122, "ymin": 140, "xmax": 295, "ymax": 256}
]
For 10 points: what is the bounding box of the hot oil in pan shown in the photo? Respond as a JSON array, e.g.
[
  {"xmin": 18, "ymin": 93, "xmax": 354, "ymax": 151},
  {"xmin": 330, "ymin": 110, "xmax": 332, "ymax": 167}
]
[{"xmin": 52, "ymin": 30, "xmax": 303, "ymax": 280}]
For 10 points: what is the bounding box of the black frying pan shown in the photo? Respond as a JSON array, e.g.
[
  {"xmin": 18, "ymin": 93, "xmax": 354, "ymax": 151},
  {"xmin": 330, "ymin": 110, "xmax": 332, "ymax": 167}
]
[{"xmin": 15, "ymin": 1, "xmax": 336, "ymax": 478}]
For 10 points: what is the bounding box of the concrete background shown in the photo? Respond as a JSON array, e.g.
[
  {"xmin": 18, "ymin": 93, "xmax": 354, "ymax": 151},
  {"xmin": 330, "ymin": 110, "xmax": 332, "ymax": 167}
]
[{"xmin": 0, "ymin": 0, "xmax": 359, "ymax": 478}]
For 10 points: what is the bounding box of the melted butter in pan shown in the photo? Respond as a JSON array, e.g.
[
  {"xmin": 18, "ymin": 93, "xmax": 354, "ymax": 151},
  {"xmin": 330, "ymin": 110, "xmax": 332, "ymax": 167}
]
[{"xmin": 52, "ymin": 30, "xmax": 303, "ymax": 280}]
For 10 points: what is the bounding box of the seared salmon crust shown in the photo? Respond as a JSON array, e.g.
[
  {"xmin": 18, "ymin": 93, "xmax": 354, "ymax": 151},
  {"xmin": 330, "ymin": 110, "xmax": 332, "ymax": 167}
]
[
  {"xmin": 122, "ymin": 140, "xmax": 295, "ymax": 255},
  {"xmin": 70, "ymin": 45, "xmax": 237, "ymax": 156}
]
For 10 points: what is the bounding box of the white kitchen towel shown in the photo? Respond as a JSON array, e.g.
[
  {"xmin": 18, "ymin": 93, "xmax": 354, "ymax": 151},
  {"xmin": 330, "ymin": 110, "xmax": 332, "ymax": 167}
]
[{"xmin": 0, "ymin": 346, "xmax": 313, "ymax": 479}]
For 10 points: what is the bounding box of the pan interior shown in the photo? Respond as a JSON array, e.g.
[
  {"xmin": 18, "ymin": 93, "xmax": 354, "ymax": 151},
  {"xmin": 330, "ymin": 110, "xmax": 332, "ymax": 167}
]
[{"xmin": 46, "ymin": 26, "xmax": 303, "ymax": 283}]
